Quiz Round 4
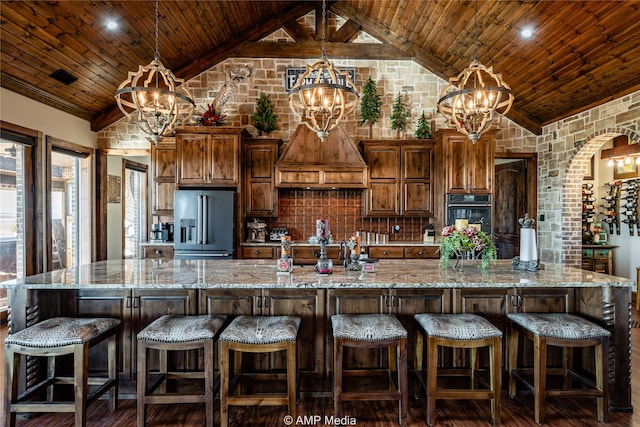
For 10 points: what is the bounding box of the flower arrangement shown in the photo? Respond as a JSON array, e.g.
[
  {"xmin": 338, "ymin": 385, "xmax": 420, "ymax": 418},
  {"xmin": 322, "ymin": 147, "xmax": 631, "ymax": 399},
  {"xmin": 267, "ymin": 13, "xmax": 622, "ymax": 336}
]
[
  {"xmin": 197, "ymin": 103, "xmax": 226, "ymax": 126},
  {"xmin": 439, "ymin": 225, "xmax": 497, "ymax": 270}
]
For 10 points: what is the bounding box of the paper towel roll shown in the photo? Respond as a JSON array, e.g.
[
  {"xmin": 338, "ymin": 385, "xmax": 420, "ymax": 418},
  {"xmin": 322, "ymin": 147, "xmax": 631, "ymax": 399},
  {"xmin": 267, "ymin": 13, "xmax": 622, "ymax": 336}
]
[{"xmin": 520, "ymin": 229, "xmax": 538, "ymax": 262}]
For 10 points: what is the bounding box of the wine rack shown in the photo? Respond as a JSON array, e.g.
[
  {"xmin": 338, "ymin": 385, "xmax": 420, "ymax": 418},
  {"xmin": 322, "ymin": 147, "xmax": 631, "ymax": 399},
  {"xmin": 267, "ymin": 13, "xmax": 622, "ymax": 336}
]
[
  {"xmin": 620, "ymin": 179, "xmax": 639, "ymax": 236},
  {"xmin": 601, "ymin": 181, "xmax": 620, "ymax": 235},
  {"xmin": 582, "ymin": 183, "xmax": 597, "ymax": 239}
]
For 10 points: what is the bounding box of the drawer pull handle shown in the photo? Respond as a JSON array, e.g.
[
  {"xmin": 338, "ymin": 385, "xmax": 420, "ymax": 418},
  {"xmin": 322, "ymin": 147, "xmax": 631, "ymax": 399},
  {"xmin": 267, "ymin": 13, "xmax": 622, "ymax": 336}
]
[
  {"xmin": 154, "ymin": 250, "xmax": 163, "ymax": 255},
  {"xmin": 255, "ymin": 250, "xmax": 260, "ymax": 255},
  {"xmin": 383, "ymin": 251, "xmax": 390, "ymax": 255},
  {"xmin": 419, "ymin": 251, "xmax": 425, "ymax": 255}
]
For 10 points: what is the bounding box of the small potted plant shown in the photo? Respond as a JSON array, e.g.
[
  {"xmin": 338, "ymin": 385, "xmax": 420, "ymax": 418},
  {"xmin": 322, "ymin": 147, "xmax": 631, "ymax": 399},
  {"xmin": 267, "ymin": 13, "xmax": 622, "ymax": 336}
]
[
  {"xmin": 252, "ymin": 92, "xmax": 278, "ymax": 136},
  {"xmin": 439, "ymin": 225, "xmax": 497, "ymax": 271},
  {"xmin": 196, "ymin": 103, "xmax": 226, "ymax": 126},
  {"xmin": 390, "ymin": 93, "xmax": 408, "ymax": 138}
]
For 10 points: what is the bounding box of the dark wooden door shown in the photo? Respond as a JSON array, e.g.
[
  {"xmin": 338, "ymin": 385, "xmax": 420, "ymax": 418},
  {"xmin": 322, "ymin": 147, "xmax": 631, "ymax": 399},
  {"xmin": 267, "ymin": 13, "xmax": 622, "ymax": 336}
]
[{"xmin": 493, "ymin": 160, "xmax": 527, "ymax": 258}]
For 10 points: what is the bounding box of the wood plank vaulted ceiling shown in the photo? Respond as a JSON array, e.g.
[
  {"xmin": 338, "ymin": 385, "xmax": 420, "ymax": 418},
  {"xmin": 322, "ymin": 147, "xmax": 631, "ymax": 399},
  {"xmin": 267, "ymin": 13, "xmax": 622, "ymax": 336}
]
[{"xmin": 2, "ymin": 1, "xmax": 640, "ymax": 136}]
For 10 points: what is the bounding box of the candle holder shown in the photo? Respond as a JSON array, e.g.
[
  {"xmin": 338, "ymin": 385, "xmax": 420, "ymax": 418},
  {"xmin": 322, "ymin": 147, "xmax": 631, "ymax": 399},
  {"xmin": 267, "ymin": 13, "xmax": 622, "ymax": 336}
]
[
  {"xmin": 277, "ymin": 236, "xmax": 293, "ymax": 273},
  {"xmin": 346, "ymin": 238, "xmax": 362, "ymax": 271},
  {"xmin": 315, "ymin": 237, "xmax": 333, "ymax": 274}
]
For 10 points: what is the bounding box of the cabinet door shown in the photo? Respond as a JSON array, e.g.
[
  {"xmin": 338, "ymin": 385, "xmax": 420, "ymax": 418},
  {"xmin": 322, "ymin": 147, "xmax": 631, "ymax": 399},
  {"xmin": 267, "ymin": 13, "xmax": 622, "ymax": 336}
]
[
  {"xmin": 209, "ymin": 135, "xmax": 239, "ymax": 185},
  {"xmin": 177, "ymin": 134, "xmax": 209, "ymax": 184},
  {"xmin": 405, "ymin": 246, "xmax": 439, "ymax": 259},
  {"xmin": 401, "ymin": 145, "xmax": 433, "ymax": 215},
  {"xmin": 445, "ymin": 135, "xmax": 468, "ymax": 193},
  {"xmin": 326, "ymin": 289, "xmax": 387, "ymax": 373},
  {"xmin": 151, "ymin": 141, "xmax": 176, "ymax": 214},
  {"xmin": 468, "ymin": 134, "xmax": 494, "ymax": 193},
  {"xmin": 199, "ymin": 288, "xmax": 260, "ymax": 317},
  {"xmin": 265, "ymin": 289, "xmax": 325, "ymax": 377},
  {"xmin": 245, "ymin": 142, "xmax": 278, "ymax": 216},
  {"xmin": 75, "ymin": 290, "xmax": 131, "ymax": 378},
  {"xmin": 364, "ymin": 145, "xmax": 400, "ymax": 216},
  {"xmin": 368, "ymin": 246, "xmax": 404, "ymax": 259},
  {"xmin": 241, "ymin": 246, "xmax": 274, "ymax": 259}
]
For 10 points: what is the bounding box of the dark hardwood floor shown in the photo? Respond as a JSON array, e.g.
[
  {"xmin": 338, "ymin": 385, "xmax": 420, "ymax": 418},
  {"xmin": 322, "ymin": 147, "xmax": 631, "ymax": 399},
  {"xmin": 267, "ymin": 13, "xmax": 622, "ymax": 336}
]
[{"xmin": 2, "ymin": 310, "xmax": 639, "ymax": 426}]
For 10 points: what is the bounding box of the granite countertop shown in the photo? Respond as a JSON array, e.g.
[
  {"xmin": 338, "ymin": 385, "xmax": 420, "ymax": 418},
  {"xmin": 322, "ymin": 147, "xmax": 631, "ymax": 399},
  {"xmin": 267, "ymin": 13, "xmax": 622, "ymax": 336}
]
[
  {"xmin": 1, "ymin": 259, "xmax": 632, "ymax": 290},
  {"xmin": 242, "ymin": 240, "xmax": 439, "ymax": 247}
]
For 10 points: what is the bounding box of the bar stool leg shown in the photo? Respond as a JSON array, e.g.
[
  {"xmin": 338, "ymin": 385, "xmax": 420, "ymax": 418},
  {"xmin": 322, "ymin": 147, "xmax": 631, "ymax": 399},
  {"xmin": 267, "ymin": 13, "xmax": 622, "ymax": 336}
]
[
  {"xmin": 414, "ymin": 330, "xmax": 424, "ymax": 399},
  {"xmin": 533, "ymin": 335, "xmax": 547, "ymax": 425},
  {"xmin": 220, "ymin": 341, "xmax": 230, "ymax": 427},
  {"xmin": 286, "ymin": 341, "xmax": 297, "ymax": 421},
  {"xmin": 47, "ymin": 355, "xmax": 56, "ymax": 402},
  {"xmin": 470, "ymin": 347, "xmax": 477, "ymax": 389},
  {"xmin": 426, "ymin": 335, "xmax": 438, "ymax": 427},
  {"xmin": 5, "ymin": 347, "xmax": 19, "ymax": 427},
  {"xmin": 596, "ymin": 340, "xmax": 608, "ymax": 423},
  {"xmin": 490, "ymin": 337, "xmax": 502, "ymax": 426},
  {"xmin": 398, "ymin": 338, "xmax": 408, "ymax": 427},
  {"xmin": 74, "ymin": 343, "xmax": 89, "ymax": 427},
  {"xmin": 137, "ymin": 341, "xmax": 147, "ymax": 427},
  {"xmin": 333, "ymin": 338, "xmax": 344, "ymax": 419},
  {"xmin": 508, "ymin": 325, "xmax": 519, "ymax": 399},
  {"xmin": 204, "ymin": 339, "xmax": 214, "ymax": 427},
  {"xmin": 108, "ymin": 332, "xmax": 118, "ymax": 412}
]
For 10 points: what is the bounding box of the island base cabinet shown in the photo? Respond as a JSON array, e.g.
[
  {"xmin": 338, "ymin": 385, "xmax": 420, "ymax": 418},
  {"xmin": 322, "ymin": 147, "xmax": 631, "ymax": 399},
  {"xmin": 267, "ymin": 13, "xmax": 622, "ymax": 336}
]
[
  {"xmin": 74, "ymin": 289, "xmax": 197, "ymax": 381},
  {"xmin": 199, "ymin": 288, "xmax": 325, "ymax": 378}
]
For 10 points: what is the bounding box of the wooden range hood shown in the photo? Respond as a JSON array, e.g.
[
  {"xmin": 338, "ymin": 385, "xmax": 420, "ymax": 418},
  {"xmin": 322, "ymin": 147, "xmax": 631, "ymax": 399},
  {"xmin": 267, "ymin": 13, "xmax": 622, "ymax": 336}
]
[{"xmin": 275, "ymin": 125, "xmax": 368, "ymax": 189}]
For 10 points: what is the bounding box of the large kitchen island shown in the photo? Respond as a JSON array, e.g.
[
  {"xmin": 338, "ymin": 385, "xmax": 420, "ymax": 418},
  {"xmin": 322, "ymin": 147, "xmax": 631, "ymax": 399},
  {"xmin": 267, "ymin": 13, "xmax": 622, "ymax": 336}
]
[{"xmin": 2, "ymin": 259, "xmax": 634, "ymax": 410}]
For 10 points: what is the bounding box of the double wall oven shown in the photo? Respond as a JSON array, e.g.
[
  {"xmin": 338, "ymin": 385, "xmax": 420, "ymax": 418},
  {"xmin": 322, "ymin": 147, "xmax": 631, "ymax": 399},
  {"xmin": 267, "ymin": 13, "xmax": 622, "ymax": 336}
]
[{"xmin": 446, "ymin": 194, "xmax": 492, "ymax": 234}]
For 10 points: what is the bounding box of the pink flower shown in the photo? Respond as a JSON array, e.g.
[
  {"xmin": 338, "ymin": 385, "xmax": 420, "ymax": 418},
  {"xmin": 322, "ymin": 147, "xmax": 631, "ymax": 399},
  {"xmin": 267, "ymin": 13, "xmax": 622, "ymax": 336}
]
[
  {"xmin": 463, "ymin": 227, "xmax": 478, "ymax": 238},
  {"xmin": 441, "ymin": 226, "xmax": 455, "ymax": 237}
]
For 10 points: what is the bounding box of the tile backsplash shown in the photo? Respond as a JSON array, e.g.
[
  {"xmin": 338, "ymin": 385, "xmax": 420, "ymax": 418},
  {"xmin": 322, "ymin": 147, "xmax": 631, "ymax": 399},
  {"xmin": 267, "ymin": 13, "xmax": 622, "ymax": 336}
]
[{"xmin": 259, "ymin": 189, "xmax": 430, "ymax": 242}]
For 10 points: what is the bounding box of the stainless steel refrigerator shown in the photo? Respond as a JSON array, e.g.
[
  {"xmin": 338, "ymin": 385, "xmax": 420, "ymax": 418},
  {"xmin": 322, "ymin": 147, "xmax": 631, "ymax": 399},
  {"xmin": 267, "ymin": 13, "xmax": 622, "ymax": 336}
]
[{"xmin": 174, "ymin": 189, "xmax": 235, "ymax": 259}]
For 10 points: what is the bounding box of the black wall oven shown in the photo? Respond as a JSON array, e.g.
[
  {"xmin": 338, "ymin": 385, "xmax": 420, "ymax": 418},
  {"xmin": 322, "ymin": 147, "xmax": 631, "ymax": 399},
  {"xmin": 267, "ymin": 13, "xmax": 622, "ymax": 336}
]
[{"xmin": 446, "ymin": 194, "xmax": 492, "ymax": 234}]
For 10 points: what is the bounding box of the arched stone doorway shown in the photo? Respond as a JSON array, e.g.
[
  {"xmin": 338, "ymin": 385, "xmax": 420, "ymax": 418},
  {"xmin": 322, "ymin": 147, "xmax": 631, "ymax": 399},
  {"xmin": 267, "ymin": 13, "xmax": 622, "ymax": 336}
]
[{"xmin": 562, "ymin": 128, "xmax": 640, "ymax": 267}]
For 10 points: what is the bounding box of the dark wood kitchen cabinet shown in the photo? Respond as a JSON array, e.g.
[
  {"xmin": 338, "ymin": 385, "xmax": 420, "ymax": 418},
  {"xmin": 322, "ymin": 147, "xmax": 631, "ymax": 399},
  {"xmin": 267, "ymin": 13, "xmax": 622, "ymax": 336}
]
[
  {"xmin": 361, "ymin": 140, "xmax": 435, "ymax": 217},
  {"xmin": 437, "ymin": 129, "xmax": 495, "ymax": 194},
  {"xmin": 151, "ymin": 138, "xmax": 176, "ymax": 215},
  {"xmin": 73, "ymin": 289, "xmax": 197, "ymax": 380},
  {"xmin": 243, "ymin": 138, "xmax": 281, "ymax": 217},
  {"xmin": 176, "ymin": 127, "xmax": 247, "ymax": 186},
  {"xmin": 199, "ymin": 288, "xmax": 324, "ymax": 377}
]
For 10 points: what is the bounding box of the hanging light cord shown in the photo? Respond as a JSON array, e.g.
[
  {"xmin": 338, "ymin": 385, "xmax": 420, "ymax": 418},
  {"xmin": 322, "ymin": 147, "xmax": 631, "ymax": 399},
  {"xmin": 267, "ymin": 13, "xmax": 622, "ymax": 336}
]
[
  {"xmin": 473, "ymin": 0, "xmax": 478, "ymax": 61},
  {"xmin": 154, "ymin": 0, "xmax": 160, "ymax": 61},
  {"xmin": 321, "ymin": 0, "xmax": 327, "ymax": 59}
]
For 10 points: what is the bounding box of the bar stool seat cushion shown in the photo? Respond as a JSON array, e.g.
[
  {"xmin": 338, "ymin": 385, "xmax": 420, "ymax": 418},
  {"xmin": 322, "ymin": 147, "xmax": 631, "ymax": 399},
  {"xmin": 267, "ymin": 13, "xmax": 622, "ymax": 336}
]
[
  {"xmin": 331, "ymin": 314, "xmax": 407, "ymax": 341},
  {"xmin": 219, "ymin": 315, "xmax": 301, "ymax": 344},
  {"xmin": 507, "ymin": 313, "xmax": 610, "ymax": 340},
  {"xmin": 414, "ymin": 313, "xmax": 502, "ymax": 340},
  {"xmin": 5, "ymin": 317, "xmax": 121, "ymax": 348},
  {"xmin": 137, "ymin": 315, "xmax": 226, "ymax": 343}
]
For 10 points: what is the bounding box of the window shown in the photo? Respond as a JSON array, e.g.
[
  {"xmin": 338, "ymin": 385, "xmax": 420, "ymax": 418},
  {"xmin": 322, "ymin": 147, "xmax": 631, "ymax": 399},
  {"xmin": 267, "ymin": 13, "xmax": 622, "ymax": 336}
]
[
  {"xmin": 47, "ymin": 138, "xmax": 92, "ymax": 270},
  {"xmin": 122, "ymin": 160, "xmax": 148, "ymax": 259}
]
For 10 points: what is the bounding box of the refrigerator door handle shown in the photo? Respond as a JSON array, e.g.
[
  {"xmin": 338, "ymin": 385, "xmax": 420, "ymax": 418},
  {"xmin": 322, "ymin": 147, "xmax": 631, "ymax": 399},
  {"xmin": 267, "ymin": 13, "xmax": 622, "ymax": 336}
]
[
  {"xmin": 197, "ymin": 195, "xmax": 203, "ymax": 244},
  {"xmin": 202, "ymin": 195, "xmax": 209, "ymax": 244}
]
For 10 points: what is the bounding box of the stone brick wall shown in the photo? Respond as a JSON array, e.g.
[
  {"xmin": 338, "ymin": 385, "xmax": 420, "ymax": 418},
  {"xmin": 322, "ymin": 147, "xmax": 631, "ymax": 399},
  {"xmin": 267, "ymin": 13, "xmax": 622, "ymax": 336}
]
[{"xmin": 97, "ymin": 55, "xmax": 640, "ymax": 263}]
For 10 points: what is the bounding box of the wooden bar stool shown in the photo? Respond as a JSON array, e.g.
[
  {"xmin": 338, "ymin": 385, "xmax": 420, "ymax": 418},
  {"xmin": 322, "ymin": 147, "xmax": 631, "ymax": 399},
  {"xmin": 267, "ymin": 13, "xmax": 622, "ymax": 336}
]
[
  {"xmin": 136, "ymin": 314, "xmax": 226, "ymax": 427},
  {"xmin": 414, "ymin": 313, "xmax": 502, "ymax": 426},
  {"xmin": 507, "ymin": 313, "xmax": 610, "ymax": 425},
  {"xmin": 331, "ymin": 314, "xmax": 408, "ymax": 427},
  {"xmin": 4, "ymin": 317, "xmax": 120, "ymax": 427},
  {"xmin": 219, "ymin": 315, "xmax": 301, "ymax": 427}
]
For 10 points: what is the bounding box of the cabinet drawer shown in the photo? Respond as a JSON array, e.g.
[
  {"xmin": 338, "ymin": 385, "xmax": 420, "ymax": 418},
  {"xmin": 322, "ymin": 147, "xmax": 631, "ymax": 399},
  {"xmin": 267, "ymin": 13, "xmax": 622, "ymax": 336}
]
[
  {"xmin": 242, "ymin": 246, "xmax": 274, "ymax": 259},
  {"xmin": 143, "ymin": 246, "xmax": 174, "ymax": 259},
  {"xmin": 581, "ymin": 248, "xmax": 593, "ymax": 258},
  {"xmin": 405, "ymin": 246, "xmax": 439, "ymax": 259},
  {"xmin": 369, "ymin": 246, "xmax": 404, "ymax": 258},
  {"xmin": 593, "ymin": 249, "xmax": 611, "ymax": 259}
]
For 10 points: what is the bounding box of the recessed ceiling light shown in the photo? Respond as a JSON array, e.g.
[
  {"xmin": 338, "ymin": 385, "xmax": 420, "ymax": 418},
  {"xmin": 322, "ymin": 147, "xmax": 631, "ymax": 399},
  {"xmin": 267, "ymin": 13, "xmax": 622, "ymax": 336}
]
[
  {"xmin": 106, "ymin": 20, "xmax": 118, "ymax": 31},
  {"xmin": 520, "ymin": 27, "xmax": 534, "ymax": 39}
]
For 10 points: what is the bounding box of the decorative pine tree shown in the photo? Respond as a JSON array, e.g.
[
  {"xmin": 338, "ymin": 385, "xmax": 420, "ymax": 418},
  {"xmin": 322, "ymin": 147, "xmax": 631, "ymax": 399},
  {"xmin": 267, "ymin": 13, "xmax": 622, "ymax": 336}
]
[
  {"xmin": 390, "ymin": 93, "xmax": 408, "ymax": 138},
  {"xmin": 252, "ymin": 92, "xmax": 278, "ymax": 136},
  {"xmin": 414, "ymin": 111, "xmax": 431, "ymax": 139},
  {"xmin": 359, "ymin": 77, "xmax": 382, "ymax": 138}
]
